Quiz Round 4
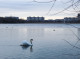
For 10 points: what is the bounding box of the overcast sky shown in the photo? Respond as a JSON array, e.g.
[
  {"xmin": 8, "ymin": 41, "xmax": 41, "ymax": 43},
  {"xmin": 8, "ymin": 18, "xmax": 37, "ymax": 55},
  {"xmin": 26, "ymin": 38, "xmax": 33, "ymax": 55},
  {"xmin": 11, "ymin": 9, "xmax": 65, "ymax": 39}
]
[{"xmin": 0, "ymin": 0, "xmax": 80, "ymax": 20}]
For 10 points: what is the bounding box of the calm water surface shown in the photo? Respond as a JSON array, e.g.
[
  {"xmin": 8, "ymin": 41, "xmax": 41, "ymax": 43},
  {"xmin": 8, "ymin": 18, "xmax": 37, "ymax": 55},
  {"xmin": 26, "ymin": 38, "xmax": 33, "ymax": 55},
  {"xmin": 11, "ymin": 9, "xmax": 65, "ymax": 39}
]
[{"xmin": 0, "ymin": 24, "xmax": 80, "ymax": 59}]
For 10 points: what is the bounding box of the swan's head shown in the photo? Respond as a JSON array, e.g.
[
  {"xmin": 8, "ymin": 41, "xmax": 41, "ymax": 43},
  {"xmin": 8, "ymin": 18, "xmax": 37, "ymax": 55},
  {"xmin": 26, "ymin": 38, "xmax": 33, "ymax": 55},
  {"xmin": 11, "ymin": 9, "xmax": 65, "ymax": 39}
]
[
  {"xmin": 30, "ymin": 39, "xmax": 33, "ymax": 44},
  {"xmin": 30, "ymin": 39, "xmax": 33, "ymax": 41}
]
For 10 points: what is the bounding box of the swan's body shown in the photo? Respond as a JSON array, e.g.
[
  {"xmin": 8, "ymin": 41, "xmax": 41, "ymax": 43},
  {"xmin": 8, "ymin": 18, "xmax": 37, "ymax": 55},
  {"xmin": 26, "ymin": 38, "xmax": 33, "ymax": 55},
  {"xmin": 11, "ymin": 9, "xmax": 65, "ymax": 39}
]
[{"xmin": 20, "ymin": 39, "xmax": 33, "ymax": 46}]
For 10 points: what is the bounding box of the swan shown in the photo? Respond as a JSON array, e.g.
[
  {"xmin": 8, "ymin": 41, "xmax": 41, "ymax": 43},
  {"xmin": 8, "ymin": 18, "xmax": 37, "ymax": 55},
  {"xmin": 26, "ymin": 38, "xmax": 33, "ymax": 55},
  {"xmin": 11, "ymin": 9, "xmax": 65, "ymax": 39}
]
[{"xmin": 20, "ymin": 39, "xmax": 33, "ymax": 46}]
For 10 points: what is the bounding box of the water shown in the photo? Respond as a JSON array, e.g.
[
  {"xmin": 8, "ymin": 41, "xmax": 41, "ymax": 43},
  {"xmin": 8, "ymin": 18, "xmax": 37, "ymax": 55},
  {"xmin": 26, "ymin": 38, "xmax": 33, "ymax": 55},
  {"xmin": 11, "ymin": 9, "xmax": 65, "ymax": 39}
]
[{"xmin": 0, "ymin": 24, "xmax": 80, "ymax": 59}]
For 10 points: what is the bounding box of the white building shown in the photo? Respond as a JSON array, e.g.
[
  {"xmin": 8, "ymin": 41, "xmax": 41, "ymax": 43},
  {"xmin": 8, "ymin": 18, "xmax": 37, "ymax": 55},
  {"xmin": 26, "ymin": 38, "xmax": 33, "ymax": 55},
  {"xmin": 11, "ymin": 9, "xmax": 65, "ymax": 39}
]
[{"xmin": 27, "ymin": 16, "xmax": 44, "ymax": 21}]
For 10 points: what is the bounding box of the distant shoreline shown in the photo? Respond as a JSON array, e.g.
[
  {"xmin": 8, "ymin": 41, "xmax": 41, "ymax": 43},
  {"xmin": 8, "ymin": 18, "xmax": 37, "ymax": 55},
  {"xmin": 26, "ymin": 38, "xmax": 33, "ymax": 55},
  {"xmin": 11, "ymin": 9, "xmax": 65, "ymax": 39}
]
[{"xmin": 0, "ymin": 23, "xmax": 80, "ymax": 24}]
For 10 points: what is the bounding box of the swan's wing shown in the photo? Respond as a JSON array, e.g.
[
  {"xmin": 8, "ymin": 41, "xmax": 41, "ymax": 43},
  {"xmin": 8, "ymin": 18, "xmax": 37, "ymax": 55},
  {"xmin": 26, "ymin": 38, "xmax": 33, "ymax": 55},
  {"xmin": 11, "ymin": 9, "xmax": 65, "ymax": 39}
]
[{"xmin": 22, "ymin": 40, "xmax": 32, "ymax": 45}]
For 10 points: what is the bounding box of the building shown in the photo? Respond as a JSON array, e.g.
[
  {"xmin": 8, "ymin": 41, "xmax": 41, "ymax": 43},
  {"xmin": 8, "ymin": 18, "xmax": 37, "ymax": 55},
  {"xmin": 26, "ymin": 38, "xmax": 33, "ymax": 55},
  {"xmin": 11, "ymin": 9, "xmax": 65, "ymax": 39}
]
[
  {"xmin": 55, "ymin": 19, "xmax": 64, "ymax": 22},
  {"xmin": 5, "ymin": 16, "xmax": 19, "ymax": 20},
  {"xmin": 77, "ymin": 13, "xmax": 80, "ymax": 18},
  {"xmin": 27, "ymin": 16, "xmax": 45, "ymax": 21},
  {"xmin": 77, "ymin": 13, "xmax": 80, "ymax": 21},
  {"xmin": 64, "ymin": 17, "xmax": 77, "ymax": 23}
]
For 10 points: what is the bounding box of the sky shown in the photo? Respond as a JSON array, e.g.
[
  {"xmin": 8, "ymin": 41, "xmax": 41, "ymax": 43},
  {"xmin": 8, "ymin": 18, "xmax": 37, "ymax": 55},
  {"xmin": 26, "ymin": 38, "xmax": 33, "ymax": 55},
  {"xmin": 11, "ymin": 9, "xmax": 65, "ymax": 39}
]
[{"xmin": 0, "ymin": 0, "xmax": 80, "ymax": 20}]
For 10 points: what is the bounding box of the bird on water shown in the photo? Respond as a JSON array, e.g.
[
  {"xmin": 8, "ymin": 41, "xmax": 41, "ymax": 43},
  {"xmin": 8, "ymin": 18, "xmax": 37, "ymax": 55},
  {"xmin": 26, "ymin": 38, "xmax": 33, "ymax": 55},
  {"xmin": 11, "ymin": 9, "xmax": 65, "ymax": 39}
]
[{"xmin": 20, "ymin": 39, "xmax": 33, "ymax": 46}]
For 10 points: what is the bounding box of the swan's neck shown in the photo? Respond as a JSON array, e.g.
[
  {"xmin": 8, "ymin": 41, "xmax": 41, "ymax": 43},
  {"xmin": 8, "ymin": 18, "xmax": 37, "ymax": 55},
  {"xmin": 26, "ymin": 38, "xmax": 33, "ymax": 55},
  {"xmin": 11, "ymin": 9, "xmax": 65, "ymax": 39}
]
[
  {"xmin": 30, "ymin": 39, "xmax": 33, "ymax": 45},
  {"xmin": 30, "ymin": 40, "xmax": 32, "ymax": 44}
]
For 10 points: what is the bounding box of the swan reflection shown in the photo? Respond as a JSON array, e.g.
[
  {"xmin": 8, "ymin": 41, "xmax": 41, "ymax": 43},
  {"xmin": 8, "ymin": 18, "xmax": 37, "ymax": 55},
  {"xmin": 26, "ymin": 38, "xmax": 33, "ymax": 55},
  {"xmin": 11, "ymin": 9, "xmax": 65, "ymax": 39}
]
[
  {"xmin": 30, "ymin": 46, "xmax": 33, "ymax": 52},
  {"xmin": 21, "ymin": 45, "xmax": 33, "ymax": 52}
]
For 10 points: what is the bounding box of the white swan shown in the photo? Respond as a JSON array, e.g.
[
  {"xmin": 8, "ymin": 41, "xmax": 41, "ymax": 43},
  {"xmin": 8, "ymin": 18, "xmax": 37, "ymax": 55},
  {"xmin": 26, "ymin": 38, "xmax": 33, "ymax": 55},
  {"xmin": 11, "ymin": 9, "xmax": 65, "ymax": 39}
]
[{"xmin": 20, "ymin": 39, "xmax": 33, "ymax": 46}]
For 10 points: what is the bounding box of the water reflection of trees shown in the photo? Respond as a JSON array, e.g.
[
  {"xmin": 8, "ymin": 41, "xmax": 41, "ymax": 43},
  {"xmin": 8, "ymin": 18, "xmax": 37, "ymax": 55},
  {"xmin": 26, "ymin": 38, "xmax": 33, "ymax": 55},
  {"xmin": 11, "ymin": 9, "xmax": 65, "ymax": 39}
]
[
  {"xmin": 78, "ymin": 28, "xmax": 80, "ymax": 39},
  {"xmin": 63, "ymin": 28, "xmax": 80, "ymax": 56}
]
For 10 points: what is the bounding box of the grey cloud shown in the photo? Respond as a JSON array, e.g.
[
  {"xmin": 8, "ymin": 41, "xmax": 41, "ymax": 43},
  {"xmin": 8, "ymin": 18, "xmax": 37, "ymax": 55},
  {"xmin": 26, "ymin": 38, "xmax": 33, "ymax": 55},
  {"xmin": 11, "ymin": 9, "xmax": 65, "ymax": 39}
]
[{"xmin": 0, "ymin": 1, "xmax": 51, "ymax": 12}]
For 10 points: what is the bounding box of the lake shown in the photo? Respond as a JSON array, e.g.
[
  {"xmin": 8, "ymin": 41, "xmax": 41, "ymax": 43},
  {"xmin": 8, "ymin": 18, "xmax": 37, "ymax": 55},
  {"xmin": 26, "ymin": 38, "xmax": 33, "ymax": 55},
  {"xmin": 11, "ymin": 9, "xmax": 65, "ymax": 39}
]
[{"xmin": 0, "ymin": 24, "xmax": 80, "ymax": 59}]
